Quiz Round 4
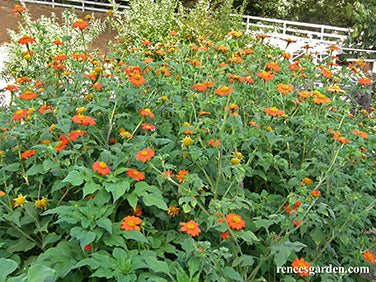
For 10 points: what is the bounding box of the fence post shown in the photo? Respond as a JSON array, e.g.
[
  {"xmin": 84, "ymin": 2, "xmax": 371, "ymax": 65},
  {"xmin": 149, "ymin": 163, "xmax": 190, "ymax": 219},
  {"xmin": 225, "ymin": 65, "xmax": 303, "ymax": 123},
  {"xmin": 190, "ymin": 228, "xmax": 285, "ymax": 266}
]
[
  {"xmin": 52, "ymin": 0, "xmax": 55, "ymax": 9},
  {"xmin": 82, "ymin": 0, "xmax": 85, "ymax": 12},
  {"xmin": 246, "ymin": 16, "xmax": 249, "ymax": 33},
  {"xmin": 283, "ymin": 22, "xmax": 286, "ymax": 36}
]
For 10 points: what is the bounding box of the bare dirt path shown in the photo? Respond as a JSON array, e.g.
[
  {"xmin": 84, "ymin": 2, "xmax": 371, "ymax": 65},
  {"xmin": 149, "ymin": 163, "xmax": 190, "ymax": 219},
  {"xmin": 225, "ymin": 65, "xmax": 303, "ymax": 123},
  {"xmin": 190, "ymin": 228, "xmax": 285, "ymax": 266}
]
[{"xmin": 0, "ymin": 0, "xmax": 117, "ymax": 52}]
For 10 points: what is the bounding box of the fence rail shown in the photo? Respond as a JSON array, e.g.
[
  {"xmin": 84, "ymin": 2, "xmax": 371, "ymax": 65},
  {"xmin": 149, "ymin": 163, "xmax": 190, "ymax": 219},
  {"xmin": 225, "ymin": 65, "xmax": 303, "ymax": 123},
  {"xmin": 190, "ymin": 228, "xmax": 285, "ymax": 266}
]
[{"xmin": 23, "ymin": 0, "xmax": 129, "ymax": 12}]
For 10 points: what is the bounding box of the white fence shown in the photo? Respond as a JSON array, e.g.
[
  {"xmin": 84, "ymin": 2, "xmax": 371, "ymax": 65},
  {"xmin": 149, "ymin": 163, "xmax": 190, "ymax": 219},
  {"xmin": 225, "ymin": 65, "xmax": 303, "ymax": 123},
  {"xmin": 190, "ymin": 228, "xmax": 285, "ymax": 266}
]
[{"xmin": 22, "ymin": 0, "xmax": 129, "ymax": 12}]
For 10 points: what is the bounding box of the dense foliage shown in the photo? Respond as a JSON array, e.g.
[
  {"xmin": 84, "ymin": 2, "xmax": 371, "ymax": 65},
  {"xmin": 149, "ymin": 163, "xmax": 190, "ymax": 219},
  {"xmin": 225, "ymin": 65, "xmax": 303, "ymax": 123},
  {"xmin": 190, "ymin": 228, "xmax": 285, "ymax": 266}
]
[{"xmin": 1, "ymin": 2, "xmax": 376, "ymax": 281}]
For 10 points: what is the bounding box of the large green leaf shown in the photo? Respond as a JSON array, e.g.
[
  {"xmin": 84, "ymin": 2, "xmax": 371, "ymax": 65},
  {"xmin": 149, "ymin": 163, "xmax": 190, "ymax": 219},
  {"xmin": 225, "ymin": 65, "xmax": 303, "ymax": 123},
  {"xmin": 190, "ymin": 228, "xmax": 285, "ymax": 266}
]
[{"xmin": 0, "ymin": 258, "xmax": 18, "ymax": 281}]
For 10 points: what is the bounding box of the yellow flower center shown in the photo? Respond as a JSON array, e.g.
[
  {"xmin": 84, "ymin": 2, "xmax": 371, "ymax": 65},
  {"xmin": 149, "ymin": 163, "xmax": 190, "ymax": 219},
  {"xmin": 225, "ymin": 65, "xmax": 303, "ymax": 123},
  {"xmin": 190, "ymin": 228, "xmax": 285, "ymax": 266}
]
[
  {"xmin": 141, "ymin": 151, "xmax": 148, "ymax": 156},
  {"xmin": 232, "ymin": 216, "xmax": 240, "ymax": 223},
  {"xmin": 317, "ymin": 94, "xmax": 326, "ymax": 99},
  {"xmin": 16, "ymin": 196, "xmax": 25, "ymax": 205},
  {"xmin": 186, "ymin": 223, "xmax": 195, "ymax": 230},
  {"xmin": 78, "ymin": 114, "xmax": 84, "ymax": 119},
  {"xmin": 221, "ymin": 86, "xmax": 229, "ymax": 91},
  {"xmin": 282, "ymin": 85, "xmax": 289, "ymax": 90},
  {"xmin": 99, "ymin": 162, "xmax": 107, "ymax": 169},
  {"xmin": 77, "ymin": 19, "xmax": 83, "ymax": 23},
  {"xmin": 127, "ymin": 220, "xmax": 135, "ymax": 227},
  {"xmin": 134, "ymin": 74, "xmax": 141, "ymax": 80},
  {"xmin": 16, "ymin": 109, "xmax": 24, "ymax": 115},
  {"xmin": 270, "ymin": 107, "xmax": 278, "ymax": 112},
  {"xmin": 22, "ymin": 35, "xmax": 29, "ymax": 39},
  {"xmin": 77, "ymin": 130, "xmax": 81, "ymax": 134},
  {"xmin": 144, "ymin": 109, "xmax": 151, "ymax": 113},
  {"xmin": 15, "ymin": 5, "xmax": 20, "ymax": 8},
  {"xmin": 24, "ymin": 89, "xmax": 31, "ymax": 95},
  {"xmin": 132, "ymin": 171, "xmax": 139, "ymax": 176}
]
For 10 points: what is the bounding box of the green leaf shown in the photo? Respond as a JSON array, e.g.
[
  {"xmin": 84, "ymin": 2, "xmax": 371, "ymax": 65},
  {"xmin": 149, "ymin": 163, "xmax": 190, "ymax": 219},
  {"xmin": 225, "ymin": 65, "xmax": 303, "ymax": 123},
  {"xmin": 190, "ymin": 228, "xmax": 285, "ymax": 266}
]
[
  {"xmin": 25, "ymin": 164, "xmax": 44, "ymax": 176},
  {"xmin": 143, "ymin": 192, "xmax": 168, "ymax": 211},
  {"xmin": 97, "ymin": 217, "xmax": 113, "ymax": 234},
  {"xmin": 83, "ymin": 182, "xmax": 101, "ymax": 198},
  {"xmin": 122, "ymin": 230, "xmax": 149, "ymax": 244},
  {"xmin": 145, "ymin": 257, "xmax": 170, "ymax": 274},
  {"xmin": 70, "ymin": 227, "xmax": 96, "ymax": 249},
  {"xmin": 42, "ymin": 233, "xmax": 62, "ymax": 249},
  {"xmin": 222, "ymin": 266, "xmax": 243, "ymax": 282},
  {"xmin": 105, "ymin": 181, "xmax": 130, "ymax": 202},
  {"xmin": 43, "ymin": 159, "xmax": 58, "ymax": 171},
  {"xmin": 240, "ymin": 231, "xmax": 260, "ymax": 245},
  {"xmin": 28, "ymin": 264, "xmax": 58, "ymax": 282},
  {"xmin": 62, "ymin": 170, "xmax": 83, "ymax": 186},
  {"xmin": 4, "ymin": 163, "xmax": 20, "ymax": 172},
  {"xmin": 0, "ymin": 258, "xmax": 18, "ymax": 281},
  {"xmin": 188, "ymin": 257, "xmax": 201, "ymax": 278},
  {"xmin": 232, "ymin": 255, "xmax": 254, "ymax": 267},
  {"xmin": 7, "ymin": 237, "xmax": 36, "ymax": 253},
  {"xmin": 271, "ymin": 241, "xmax": 306, "ymax": 267}
]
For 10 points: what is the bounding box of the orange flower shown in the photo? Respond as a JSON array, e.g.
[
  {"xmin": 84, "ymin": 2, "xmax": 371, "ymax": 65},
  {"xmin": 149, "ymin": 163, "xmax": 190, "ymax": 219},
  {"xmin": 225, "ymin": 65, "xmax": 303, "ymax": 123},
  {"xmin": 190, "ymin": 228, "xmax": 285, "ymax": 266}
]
[
  {"xmin": 276, "ymin": 84, "xmax": 293, "ymax": 94},
  {"xmin": 92, "ymin": 161, "xmax": 111, "ymax": 176},
  {"xmin": 12, "ymin": 109, "xmax": 29, "ymax": 121},
  {"xmin": 139, "ymin": 108, "xmax": 154, "ymax": 119},
  {"xmin": 192, "ymin": 83, "xmax": 207, "ymax": 92},
  {"xmin": 215, "ymin": 85, "xmax": 232, "ymax": 96},
  {"xmin": 54, "ymin": 142, "xmax": 67, "ymax": 152},
  {"xmin": 351, "ymin": 130, "xmax": 368, "ymax": 139},
  {"xmin": 69, "ymin": 130, "xmax": 86, "ymax": 141},
  {"xmin": 363, "ymin": 251, "xmax": 376, "ymax": 265},
  {"xmin": 176, "ymin": 169, "xmax": 188, "ymax": 183},
  {"xmin": 264, "ymin": 107, "xmax": 284, "ymax": 117},
  {"xmin": 297, "ymin": 91, "xmax": 312, "ymax": 99},
  {"xmin": 168, "ymin": 205, "xmax": 180, "ymax": 217},
  {"xmin": 333, "ymin": 135, "xmax": 350, "ymax": 144},
  {"xmin": 19, "ymin": 89, "xmax": 38, "ymax": 100},
  {"xmin": 221, "ymin": 232, "xmax": 229, "ymax": 239},
  {"xmin": 21, "ymin": 149, "xmax": 35, "ymax": 159},
  {"xmin": 321, "ymin": 68, "xmax": 333, "ymax": 78},
  {"xmin": 127, "ymin": 169, "xmax": 145, "ymax": 181},
  {"xmin": 228, "ymin": 31, "xmax": 243, "ymax": 37},
  {"xmin": 142, "ymin": 123, "xmax": 156, "ymax": 131},
  {"xmin": 132, "ymin": 206, "xmax": 142, "ymax": 217},
  {"xmin": 301, "ymin": 177, "xmax": 313, "ymax": 186},
  {"xmin": 214, "ymin": 45, "xmax": 229, "ymax": 52},
  {"xmin": 12, "ymin": 5, "xmax": 26, "ymax": 14},
  {"xmin": 326, "ymin": 85, "xmax": 345, "ymax": 93},
  {"xmin": 161, "ymin": 170, "xmax": 175, "ymax": 179},
  {"xmin": 18, "ymin": 35, "xmax": 35, "ymax": 45},
  {"xmin": 39, "ymin": 105, "xmax": 55, "ymax": 114},
  {"xmin": 291, "ymin": 258, "xmax": 311, "ymax": 277},
  {"xmin": 293, "ymin": 219, "xmax": 301, "ymax": 226},
  {"xmin": 0, "ymin": 191, "xmax": 5, "ymax": 196},
  {"xmin": 71, "ymin": 114, "xmax": 96, "ymax": 126},
  {"xmin": 310, "ymin": 190, "xmax": 321, "ymax": 197},
  {"xmin": 120, "ymin": 216, "xmax": 142, "ymax": 231},
  {"xmin": 73, "ymin": 19, "xmax": 89, "ymax": 29},
  {"xmin": 135, "ymin": 149, "xmax": 155, "ymax": 162},
  {"xmin": 129, "ymin": 73, "xmax": 146, "ymax": 86},
  {"xmin": 359, "ymin": 78, "xmax": 372, "ymax": 86},
  {"xmin": 266, "ymin": 62, "xmax": 281, "ymax": 73},
  {"xmin": 313, "ymin": 91, "xmax": 331, "ymax": 105},
  {"xmin": 225, "ymin": 213, "xmax": 245, "ymax": 230},
  {"xmin": 180, "ymin": 220, "xmax": 201, "ymax": 237},
  {"xmin": 256, "ymin": 71, "xmax": 274, "ymax": 81},
  {"xmin": 207, "ymin": 139, "xmax": 220, "ymax": 147}
]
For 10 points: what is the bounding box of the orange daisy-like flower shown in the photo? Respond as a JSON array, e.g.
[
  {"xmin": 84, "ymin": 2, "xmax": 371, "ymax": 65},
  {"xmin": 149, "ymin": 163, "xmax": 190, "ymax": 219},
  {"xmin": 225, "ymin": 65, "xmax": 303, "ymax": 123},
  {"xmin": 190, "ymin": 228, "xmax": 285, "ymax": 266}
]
[
  {"xmin": 228, "ymin": 31, "xmax": 243, "ymax": 37},
  {"xmin": 71, "ymin": 114, "xmax": 96, "ymax": 126},
  {"xmin": 359, "ymin": 77, "xmax": 372, "ymax": 86},
  {"xmin": 176, "ymin": 169, "xmax": 188, "ymax": 183},
  {"xmin": 161, "ymin": 170, "xmax": 175, "ymax": 179},
  {"xmin": 276, "ymin": 84, "xmax": 293, "ymax": 95},
  {"xmin": 39, "ymin": 105, "xmax": 55, "ymax": 114},
  {"xmin": 313, "ymin": 91, "xmax": 331, "ymax": 105},
  {"xmin": 168, "ymin": 205, "xmax": 180, "ymax": 217},
  {"xmin": 18, "ymin": 35, "xmax": 35, "ymax": 45},
  {"xmin": 225, "ymin": 213, "xmax": 245, "ymax": 230},
  {"xmin": 73, "ymin": 19, "xmax": 89, "ymax": 29},
  {"xmin": 139, "ymin": 108, "xmax": 154, "ymax": 119},
  {"xmin": 221, "ymin": 232, "xmax": 230, "ymax": 239},
  {"xmin": 135, "ymin": 149, "xmax": 155, "ymax": 162},
  {"xmin": 214, "ymin": 45, "xmax": 229, "ymax": 52},
  {"xmin": 12, "ymin": 109, "xmax": 29, "ymax": 121},
  {"xmin": 256, "ymin": 71, "xmax": 274, "ymax": 81},
  {"xmin": 69, "ymin": 130, "xmax": 87, "ymax": 141},
  {"xmin": 142, "ymin": 123, "xmax": 156, "ymax": 131},
  {"xmin": 54, "ymin": 142, "xmax": 67, "ymax": 152},
  {"xmin": 310, "ymin": 190, "xmax": 321, "ymax": 197},
  {"xmin": 92, "ymin": 161, "xmax": 111, "ymax": 176},
  {"xmin": 266, "ymin": 62, "xmax": 281, "ymax": 73},
  {"xmin": 19, "ymin": 89, "xmax": 38, "ymax": 100},
  {"xmin": 264, "ymin": 107, "xmax": 284, "ymax": 117},
  {"xmin": 301, "ymin": 177, "xmax": 313, "ymax": 186},
  {"xmin": 132, "ymin": 206, "xmax": 142, "ymax": 217},
  {"xmin": 321, "ymin": 68, "xmax": 333, "ymax": 79},
  {"xmin": 127, "ymin": 169, "xmax": 145, "ymax": 181},
  {"xmin": 192, "ymin": 83, "xmax": 207, "ymax": 92},
  {"xmin": 215, "ymin": 85, "xmax": 232, "ymax": 97},
  {"xmin": 129, "ymin": 73, "xmax": 146, "ymax": 86},
  {"xmin": 21, "ymin": 149, "xmax": 35, "ymax": 159},
  {"xmin": 180, "ymin": 220, "xmax": 201, "ymax": 237},
  {"xmin": 12, "ymin": 5, "xmax": 26, "ymax": 14},
  {"xmin": 207, "ymin": 139, "xmax": 220, "ymax": 147},
  {"xmin": 298, "ymin": 91, "xmax": 312, "ymax": 99},
  {"xmin": 291, "ymin": 258, "xmax": 311, "ymax": 277},
  {"xmin": 120, "ymin": 216, "xmax": 142, "ymax": 231},
  {"xmin": 363, "ymin": 251, "xmax": 376, "ymax": 265},
  {"xmin": 351, "ymin": 130, "xmax": 368, "ymax": 139},
  {"xmin": 326, "ymin": 85, "xmax": 345, "ymax": 93},
  {"xmin": 333, "ymin": 135, "xmax": 350, "ymax": 144}
]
